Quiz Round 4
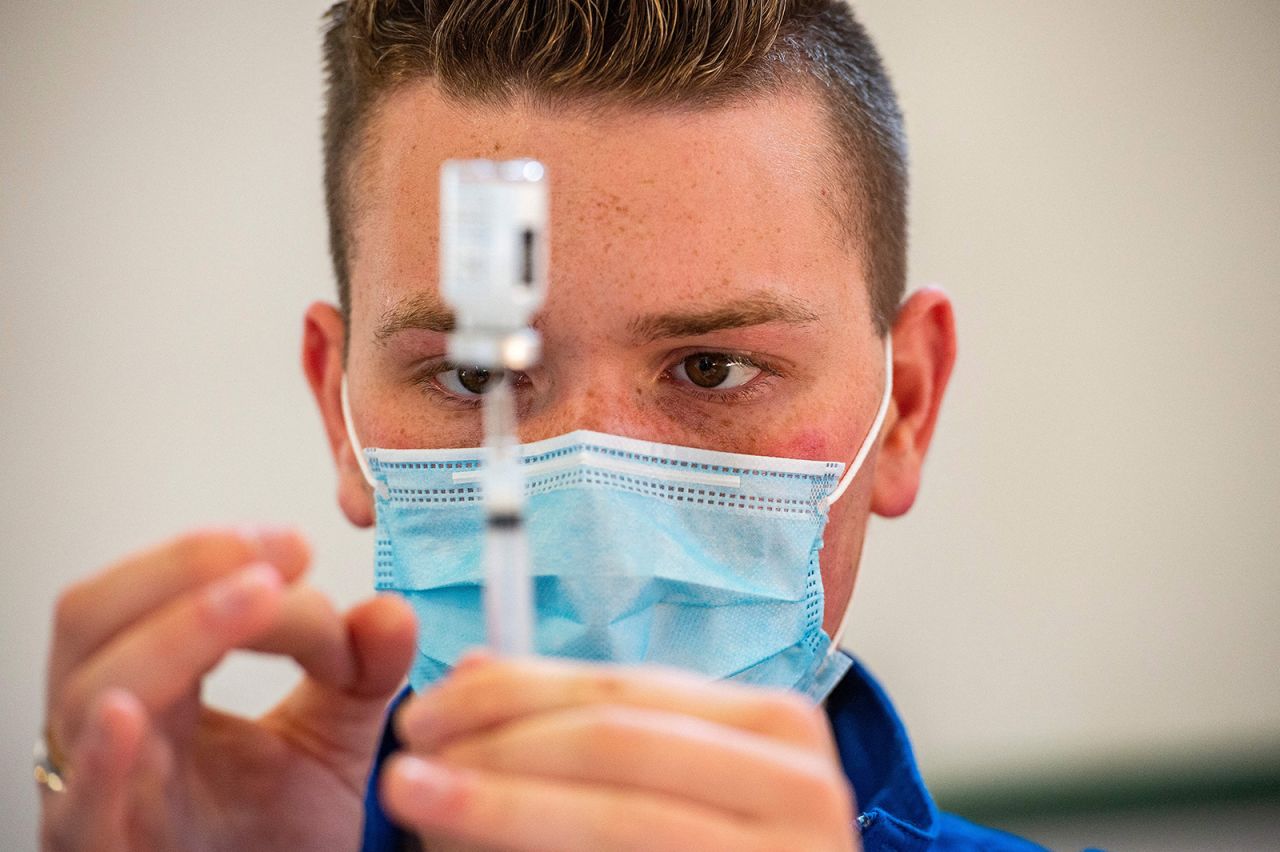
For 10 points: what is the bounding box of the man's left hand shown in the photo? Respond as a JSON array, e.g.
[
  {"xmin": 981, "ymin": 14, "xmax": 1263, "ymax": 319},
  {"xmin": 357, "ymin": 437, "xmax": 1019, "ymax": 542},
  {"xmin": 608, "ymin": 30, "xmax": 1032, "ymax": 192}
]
[{"xmin": 383, "ymin": 653, "xmax": 861, "ymax": 851}]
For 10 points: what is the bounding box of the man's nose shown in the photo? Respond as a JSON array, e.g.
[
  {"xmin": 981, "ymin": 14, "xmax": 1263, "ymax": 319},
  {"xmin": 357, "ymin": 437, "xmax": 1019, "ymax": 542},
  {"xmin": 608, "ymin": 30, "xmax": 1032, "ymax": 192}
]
[{"xmin": 515, "ymin": 375, "xmax": 649, "ymax": 444}]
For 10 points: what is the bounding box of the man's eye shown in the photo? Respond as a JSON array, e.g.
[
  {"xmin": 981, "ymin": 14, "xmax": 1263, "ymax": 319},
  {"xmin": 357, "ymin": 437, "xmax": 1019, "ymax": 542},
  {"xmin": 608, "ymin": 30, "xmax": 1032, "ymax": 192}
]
[
  {"xmin": 437, "ymin": 365, "xmax": 504, "ymax": 396},
  {"xmin": 672, "ymin": 353, "xmax": 761, "ymax": 390}
]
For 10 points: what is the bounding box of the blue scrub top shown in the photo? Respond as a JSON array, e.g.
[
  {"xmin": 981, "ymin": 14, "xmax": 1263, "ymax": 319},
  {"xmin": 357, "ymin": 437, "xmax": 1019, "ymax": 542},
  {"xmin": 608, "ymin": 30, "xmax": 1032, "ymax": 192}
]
[{"xmin": 360, "ymin": 658, "xmax": 1048, "ymax": 851}]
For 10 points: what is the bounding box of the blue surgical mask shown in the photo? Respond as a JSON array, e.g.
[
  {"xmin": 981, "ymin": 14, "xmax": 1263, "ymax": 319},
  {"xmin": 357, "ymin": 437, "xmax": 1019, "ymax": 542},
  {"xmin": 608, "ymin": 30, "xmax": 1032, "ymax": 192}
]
[{"xmin": 344, "ymin": 338, "xmax": 892, "ymax": 701}]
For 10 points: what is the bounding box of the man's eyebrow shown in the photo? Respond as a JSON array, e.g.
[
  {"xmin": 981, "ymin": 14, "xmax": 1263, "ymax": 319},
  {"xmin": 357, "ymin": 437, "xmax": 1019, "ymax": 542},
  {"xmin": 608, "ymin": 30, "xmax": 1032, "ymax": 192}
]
[
  {"xmin": 627, "ymin": 292, "xmax": 821, "ymax": 342},
  {"xmin": 374, "ymin": 294, "xmax": 456, "ymax": 341}
]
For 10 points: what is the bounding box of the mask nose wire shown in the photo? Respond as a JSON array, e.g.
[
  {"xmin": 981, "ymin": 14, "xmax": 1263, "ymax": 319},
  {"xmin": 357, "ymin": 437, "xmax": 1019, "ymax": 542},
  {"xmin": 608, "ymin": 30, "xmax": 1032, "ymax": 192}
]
[
  {"xmin": 823, "ymin": 334, "xmax": 894, "ymax": 509},
  {"xmin": 340, "ymin": 376, "xmax": 379, "ymax": 490}
]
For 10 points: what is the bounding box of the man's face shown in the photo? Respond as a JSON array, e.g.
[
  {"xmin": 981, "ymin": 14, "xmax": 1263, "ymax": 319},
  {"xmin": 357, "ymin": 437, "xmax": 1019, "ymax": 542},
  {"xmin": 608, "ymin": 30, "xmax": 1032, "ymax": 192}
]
[{"xmin": 327, "ymin": 82, "xmax": 897, "ymax": 632}]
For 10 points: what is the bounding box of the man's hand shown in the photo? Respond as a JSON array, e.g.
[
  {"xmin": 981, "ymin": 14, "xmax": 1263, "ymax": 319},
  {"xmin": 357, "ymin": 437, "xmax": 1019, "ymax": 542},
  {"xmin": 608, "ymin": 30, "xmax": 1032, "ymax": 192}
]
[
  {"xmin": 40, "ymin": 528, "xmax": 417, "ymax": 852},
  {"xmin": 384, "ymin": 654, "xmax": 861, "ymax": 852}
]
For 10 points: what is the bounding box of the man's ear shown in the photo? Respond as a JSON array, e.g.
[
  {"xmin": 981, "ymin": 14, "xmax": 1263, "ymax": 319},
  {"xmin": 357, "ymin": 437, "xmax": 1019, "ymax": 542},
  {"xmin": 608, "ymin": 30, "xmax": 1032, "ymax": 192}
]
[
  {"xmin": 871, "ymin": 287, "xmax": 957, "ymax": 518},
  {"xmin": 302, "ymin": 301, "xmax": 375, "ymax": 528}
]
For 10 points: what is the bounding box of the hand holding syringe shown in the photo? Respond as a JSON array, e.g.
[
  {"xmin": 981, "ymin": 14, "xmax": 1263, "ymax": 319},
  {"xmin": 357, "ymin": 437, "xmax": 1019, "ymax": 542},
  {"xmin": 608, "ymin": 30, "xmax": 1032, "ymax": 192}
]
[{"xmin": 439, "ymin": 159, "xmax": 547, "ymax": 657}]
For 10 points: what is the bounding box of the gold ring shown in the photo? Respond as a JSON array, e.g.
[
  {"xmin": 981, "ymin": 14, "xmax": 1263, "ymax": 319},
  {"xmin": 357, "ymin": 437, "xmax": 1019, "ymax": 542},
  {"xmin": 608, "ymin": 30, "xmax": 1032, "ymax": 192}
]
[{"xmin": 33, "ymin": 729, "xmax": 68, "ymax": 794}]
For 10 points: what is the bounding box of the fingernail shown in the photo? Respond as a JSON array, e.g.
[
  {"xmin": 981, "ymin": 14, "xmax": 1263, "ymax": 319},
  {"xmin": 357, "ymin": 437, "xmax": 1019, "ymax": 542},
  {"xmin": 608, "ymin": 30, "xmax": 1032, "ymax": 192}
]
[
  {"xmin": 81, "ymin": 690, "xmax": 125, "ymax": 762},
  {"xmin": 398, "ymin": 697, "xmax": 438, "ymax": 743},
  {"xmin": 205, "ymin": 563, "xmax": 279, "ymax": 620},
  {"xmin": 452, "ymin": 648, "xmax": 492, "ymax": 674},
  {"xmin": 85, "ymin": 701, "xmax": 113, "ymax": 757},
  {"xmin": 248, "ymin": 526, "xmax": 307, "ymax": 573},
  {"xmin": 391, "ymin": 756, "xmax": 454, "ymax": 807}
]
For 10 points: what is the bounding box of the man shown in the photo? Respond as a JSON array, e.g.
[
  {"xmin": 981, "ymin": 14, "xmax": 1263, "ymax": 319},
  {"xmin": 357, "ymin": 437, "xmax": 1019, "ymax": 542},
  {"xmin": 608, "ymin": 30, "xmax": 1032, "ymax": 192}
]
[{"xmin": 39, "ymin": 1, "xmax": 1040, "ymax": 850}]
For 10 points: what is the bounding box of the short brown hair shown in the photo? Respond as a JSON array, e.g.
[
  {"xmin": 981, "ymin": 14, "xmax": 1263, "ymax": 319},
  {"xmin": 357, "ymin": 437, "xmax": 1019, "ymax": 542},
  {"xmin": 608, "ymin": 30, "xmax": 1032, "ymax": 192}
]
[{"xmin": 322, "ymin": 0, "xmax": 907, "ymax": 333}]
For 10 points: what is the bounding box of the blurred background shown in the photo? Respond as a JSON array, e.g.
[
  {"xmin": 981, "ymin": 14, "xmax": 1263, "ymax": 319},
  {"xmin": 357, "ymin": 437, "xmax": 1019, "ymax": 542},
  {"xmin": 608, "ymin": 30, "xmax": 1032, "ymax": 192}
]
[{"xmin": 2, "ymin": 2, "xmax": 1277, "ymax": 849}]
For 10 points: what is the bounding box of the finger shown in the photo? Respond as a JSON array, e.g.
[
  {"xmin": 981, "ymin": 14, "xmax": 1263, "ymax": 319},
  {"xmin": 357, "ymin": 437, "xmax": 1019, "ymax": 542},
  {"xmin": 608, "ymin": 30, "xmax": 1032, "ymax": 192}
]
[
  {"xmin": 42, "ymin": 689, "xmax": 147, "ymax": 852},
  {"xmin": 51, "ymin": 527, "xmax": 309, "ymax": 677},
  {"xmin": 398, "ymin": 655, "xmax": 831, "ymax": 753},
  {"xmin": 245, "ymin": 583, "xmax": 355, "ymax": 688},
  {"xmin": 342, "ymin": 595, "xmax": 418, "ymax": 698},
  {"xmin": 381, "ymin": 754, "xmax": 761, "ymax": 852},
  {"xmin": 57, "ymin": 563, "xmax": 284, "ymax": 745},
  {"xmin": 263, "ymin": 595, "xmax": 417, "ymax": 792},
  {"xmin": 434, "ymin": 704, "xmax": 851, "ymax": 822}
]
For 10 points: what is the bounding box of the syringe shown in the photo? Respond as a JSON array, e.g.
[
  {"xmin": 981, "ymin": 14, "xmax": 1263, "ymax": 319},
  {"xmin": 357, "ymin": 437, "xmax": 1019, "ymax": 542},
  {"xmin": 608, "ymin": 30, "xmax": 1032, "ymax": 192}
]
[{"xmin": 439, "ymin": 158, "xmax": 548, "ymax": 657}]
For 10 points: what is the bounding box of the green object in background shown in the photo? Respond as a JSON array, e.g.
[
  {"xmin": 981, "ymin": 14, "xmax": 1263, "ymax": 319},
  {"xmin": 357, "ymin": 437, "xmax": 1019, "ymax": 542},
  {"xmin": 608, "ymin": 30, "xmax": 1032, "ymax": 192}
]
[{"xmin": 932, "ymin": 746, "xmax": 1280, "ymax": 824}]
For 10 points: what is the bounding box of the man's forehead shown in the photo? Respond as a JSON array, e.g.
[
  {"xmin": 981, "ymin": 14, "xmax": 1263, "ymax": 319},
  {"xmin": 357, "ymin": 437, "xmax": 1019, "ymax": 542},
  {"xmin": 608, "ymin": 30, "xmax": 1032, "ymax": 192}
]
[
  {"xmin": 360, "ymin": 81, "xmax": 836, "ymax": 169},
  {"xmin": 347, "ymin": 80, "xmax": 866, "ymax": 329},
  {"xmin": 351, "ymin": 80, "xmax": 847, "ymax": 235}
]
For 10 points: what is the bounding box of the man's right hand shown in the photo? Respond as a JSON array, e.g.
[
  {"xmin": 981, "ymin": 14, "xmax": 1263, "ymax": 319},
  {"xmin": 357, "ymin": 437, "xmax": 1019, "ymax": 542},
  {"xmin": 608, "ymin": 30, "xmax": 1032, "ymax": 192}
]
[{"xmin": 39, "ymin": 527, "xmax": 416, "ymax": 852}]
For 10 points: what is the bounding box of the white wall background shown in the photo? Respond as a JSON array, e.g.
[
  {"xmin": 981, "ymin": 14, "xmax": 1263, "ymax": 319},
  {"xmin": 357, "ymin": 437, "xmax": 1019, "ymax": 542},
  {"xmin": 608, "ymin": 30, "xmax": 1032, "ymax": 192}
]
[
  {"xmin": 847, "ymin": 0, "xmax": 1280, "ymax": 787},
  {"xmin": 2, "ymin": 1, "xmax": 1277, "ymax": 847}
]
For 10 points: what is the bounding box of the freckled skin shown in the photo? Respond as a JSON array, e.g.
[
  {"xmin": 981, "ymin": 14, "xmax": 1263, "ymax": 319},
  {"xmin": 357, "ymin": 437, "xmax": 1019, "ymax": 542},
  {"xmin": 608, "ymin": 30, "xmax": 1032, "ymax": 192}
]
[{"xmin": 336, "ymin": 83, "xmax": 897, "ymax": 634}]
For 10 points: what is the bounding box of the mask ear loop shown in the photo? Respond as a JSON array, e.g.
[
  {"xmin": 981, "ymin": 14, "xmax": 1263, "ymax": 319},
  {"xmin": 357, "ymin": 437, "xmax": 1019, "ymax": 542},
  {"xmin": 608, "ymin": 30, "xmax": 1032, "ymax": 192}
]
[
  {"xmin": 340, "ymin": 376, "xmax": 378, "ymax": 490},
  {"xmin": 823, "ymin": 334, "xmax": 894, "ymax": 509},
  {"xmin": 820, "ymin": 334, "xmax": 894, "ymax": 669}
]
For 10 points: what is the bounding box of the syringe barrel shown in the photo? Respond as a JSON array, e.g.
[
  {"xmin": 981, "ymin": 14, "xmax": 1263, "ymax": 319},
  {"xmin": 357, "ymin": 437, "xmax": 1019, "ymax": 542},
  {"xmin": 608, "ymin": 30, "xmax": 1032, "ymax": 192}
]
[
  {"xmin": 481, "ymin": 378, "xmax": 531, "ymax": 656},
  {"xmin": 483, "ymin": 514, "xmax": 534, "ymax": 657}
]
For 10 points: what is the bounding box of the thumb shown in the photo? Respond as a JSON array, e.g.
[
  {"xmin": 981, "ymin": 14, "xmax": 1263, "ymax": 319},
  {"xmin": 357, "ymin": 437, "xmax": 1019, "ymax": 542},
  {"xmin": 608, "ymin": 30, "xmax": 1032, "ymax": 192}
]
[{"xmin": 265, "ymin": 595, "xmax": 416, "ymax": 789}]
